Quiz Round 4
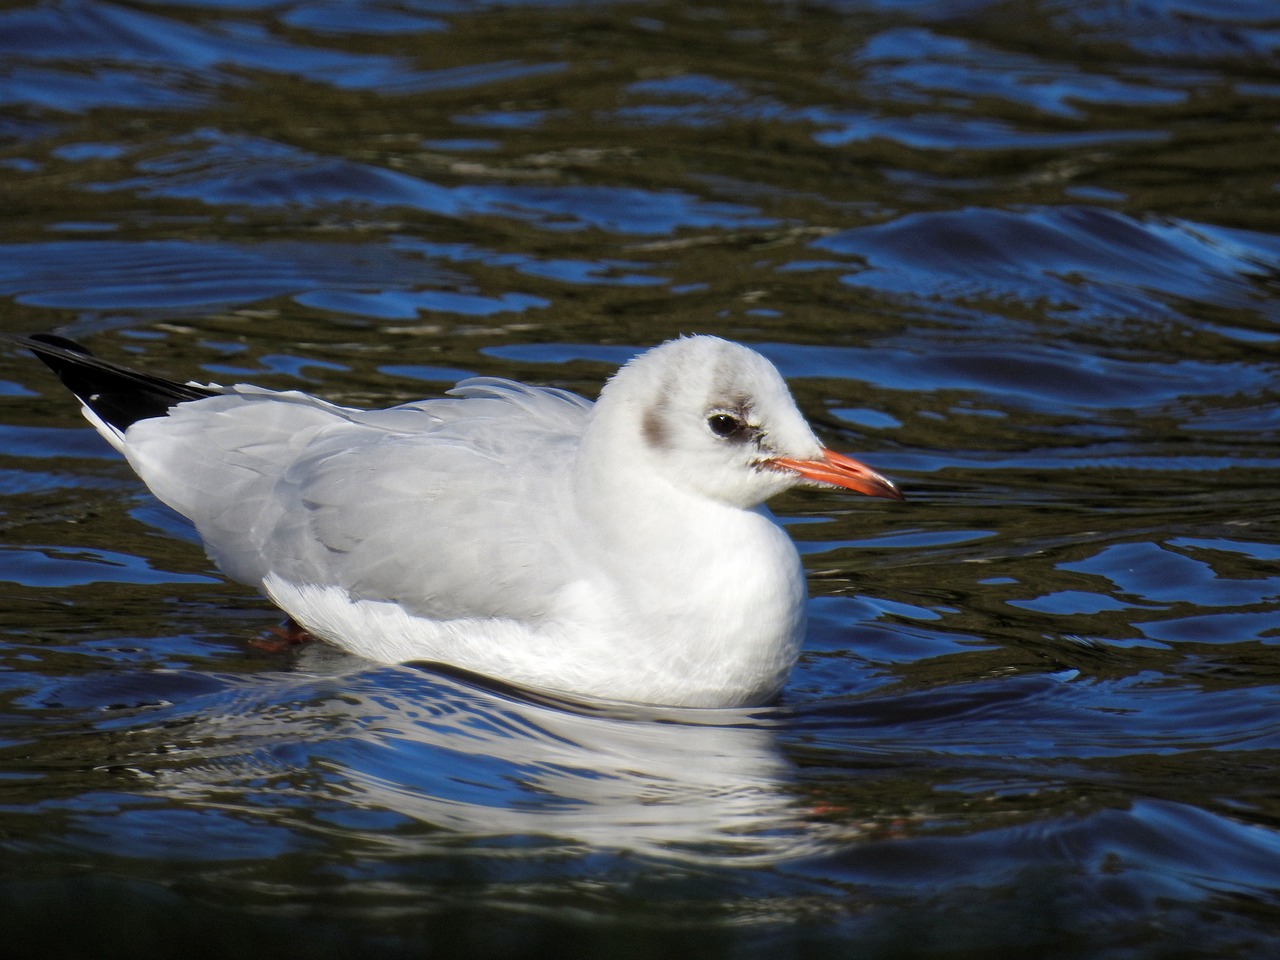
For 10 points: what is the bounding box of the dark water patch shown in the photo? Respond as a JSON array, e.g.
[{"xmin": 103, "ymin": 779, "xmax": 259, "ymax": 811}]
[
  {"xmin": 379, "ymin": 363, "xmax": 478, "ymax": 384},
  {"xmin": 0, "ymin": 545, "xmax": 218, "ymax": 588},
  {"xmin": 87, "ymin": 129, "xmax": 773, "ymax": 234},
  {"xmin": 798, "ymin": 799, "xmax": 1280, "ymax": 958},
  {"xmin": 755, "ymin": 339, "xmax": 1269, "ymax": 419},
  {"xmin": 789, "ymin": 670, "xmax": 1280, "ymax": 766},
  {"xmin": 1, "ymin": 0, "xmax": 1279, "ymax": 955},
  {"xmin": 1141, "ymin": 609, "xmax": 1280, "ymax": 645},
  {"xmin": 61, "ymin": 797, "xmax": 305, "ymax": 860},
  {"xmin": 855, "ymin": 26, "xmax": 1191, "ymax": 118},
  {"xmin": 97, "ymin": 130, "xmax": 468, "ymax": 216},
  {"xmin": 0, "ymin": 468, "xmax": 122, "ymax": 496},
  {"xmin": 471, "ymin": 184, "xmax": 777, "ymax": 235},
  {"xmin": 280, "ymin": 3, "xmax": 448, "ymax": 36},
  {"xmin": 389, "ymin": 237, "xmax": 665, "ymax": 287},
  {"xmin": 1062, "ymin": 539, "xmax": 1280, "ymax": 610},
  {"xmin": 296, "ymin": 288, "xmax": 547, "ymax": 322},
  {"xmin": 200, "ymin": 352, "xmax": 349, "ymax": 382},
  {"xmin": 815, "ymin": 206, "xmax": 1280, "ymax": 322},
  {"xmin": 0, "ymin": 64, "xmax": 211, "ymax": 113},
  {"xmin": 10, "ymin": 662, "xmax": 232, "ymax": 714},
  {"xmin": 611, "ymin": 69, "xmax": 1170, "ymax": 152},
  {"xmin": 0, "ymin": 0, "xmax": 562, "ymax": 99},
  {"xmin": 811, "ymin": 108, "xmax": 1169, "ymax": 151},
  {"xmin": 1045, "ymin": 0, "xmax": 1280, "ymax": 62},
  {"xmin": 0, "ymin": 239, "xmax": 466, "ymax": 313},
  {"xmin": 0, "ymin": 423, "xmax": 121, "ymax": 459}
]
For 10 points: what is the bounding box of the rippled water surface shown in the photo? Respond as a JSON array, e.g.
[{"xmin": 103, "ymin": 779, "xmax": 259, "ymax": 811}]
[{"xmin": 2, "ymin": 0, "xmax": 1279, "ymax": 957}]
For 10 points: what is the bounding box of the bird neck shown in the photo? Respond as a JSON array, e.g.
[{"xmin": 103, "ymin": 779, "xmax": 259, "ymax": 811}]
[{"xmin": 571, "ymin": 426, "xmax": 808, "ymax": 698}]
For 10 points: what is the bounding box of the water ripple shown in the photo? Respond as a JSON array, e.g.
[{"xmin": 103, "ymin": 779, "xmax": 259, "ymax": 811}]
[
  {"xmin": 2, "ymin": 0, "xmax": 1279, "ymax": 954},
  {"xmin": 0, "ymin": 0, "xmax": 565, "ymax": 99},
  {"xmin": 815, "ymin": 206, "xmax": 1280, "ymax": 322}
]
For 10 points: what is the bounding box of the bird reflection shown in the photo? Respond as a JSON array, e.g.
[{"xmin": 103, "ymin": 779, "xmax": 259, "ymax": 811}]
[{"xmin": 139, "ymin": 644, "xmax": 848, "ymax": 867}]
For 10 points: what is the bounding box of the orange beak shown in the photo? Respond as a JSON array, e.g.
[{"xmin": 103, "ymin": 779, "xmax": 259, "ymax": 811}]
[{"xmin": 770, "ymin": 448, "xmax": 904, "ymax": 501}]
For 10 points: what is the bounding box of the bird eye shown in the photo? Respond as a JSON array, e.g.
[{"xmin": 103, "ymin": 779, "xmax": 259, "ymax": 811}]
[{"xmin": 707, "ymin": 413, "xmax": 746, "ymax": 439}]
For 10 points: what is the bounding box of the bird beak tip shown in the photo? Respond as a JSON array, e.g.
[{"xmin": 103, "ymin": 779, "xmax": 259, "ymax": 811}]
[{"xmin": 769, "ymin": 448, "xmax": 905, "ymax": 501}]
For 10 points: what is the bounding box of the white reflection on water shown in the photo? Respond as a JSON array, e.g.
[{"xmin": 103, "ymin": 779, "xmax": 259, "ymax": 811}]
[{"xmin": 141, "ymin": 645, "xmax": 844, "ymax": 868}]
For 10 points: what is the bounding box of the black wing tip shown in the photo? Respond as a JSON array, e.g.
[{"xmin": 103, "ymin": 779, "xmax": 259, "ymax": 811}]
[
  {"xmin": 3, "ymin": 332, "xmax": 95, "ymax": 378},
  {"xmin": 5, "ymin": 331, "xmax": 218, "ymax": 431},
  {"xmin": 4, "ymin": 332, "xmax": 99, "ymax": 367},
  {"xmin": 26, "ymin": 333, "xmax": 95, "ymax": 355}
]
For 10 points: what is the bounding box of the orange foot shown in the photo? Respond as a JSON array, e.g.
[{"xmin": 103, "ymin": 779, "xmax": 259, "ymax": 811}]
[{"xmin": 250, "ymin": 619, "xmax": 316, "ymax": 653}]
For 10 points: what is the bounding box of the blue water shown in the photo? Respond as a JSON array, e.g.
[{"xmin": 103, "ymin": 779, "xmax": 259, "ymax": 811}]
[{"xmin": 1, "ymin": 1, "xmax": 1278, "ymax": 957}]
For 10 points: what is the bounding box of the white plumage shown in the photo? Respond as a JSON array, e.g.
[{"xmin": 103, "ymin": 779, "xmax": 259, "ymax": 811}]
[{"xmin": 15, "ymin": 334, "xmax": 901, "ymax": 707}]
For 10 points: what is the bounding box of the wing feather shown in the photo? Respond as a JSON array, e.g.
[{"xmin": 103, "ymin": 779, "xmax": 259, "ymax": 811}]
[{"xmin": 120, "ymin": 379, "xmax": 591, "ymax": 616}]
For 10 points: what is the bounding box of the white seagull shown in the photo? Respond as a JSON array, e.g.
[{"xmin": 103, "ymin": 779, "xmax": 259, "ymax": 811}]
[{"xmin": 11, "ymin": 333, "xmax": 901, "ymax": 708}]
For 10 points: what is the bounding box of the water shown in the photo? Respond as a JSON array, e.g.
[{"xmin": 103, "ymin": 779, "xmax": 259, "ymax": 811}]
[{"xmin": 1, "ymin": 0, "xmax": 1278, "ymax": 956}]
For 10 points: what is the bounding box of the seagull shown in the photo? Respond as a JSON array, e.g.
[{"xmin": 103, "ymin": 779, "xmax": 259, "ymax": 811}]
[{"xmin": 10, "ymin": 333, "xmax": 902, "ymax": 708}]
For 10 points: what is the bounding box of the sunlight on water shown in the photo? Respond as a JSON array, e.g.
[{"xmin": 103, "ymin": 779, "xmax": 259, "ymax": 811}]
[{"xmin": 0, "ymin": 0, "xmax": 1278, "ymax": 957}]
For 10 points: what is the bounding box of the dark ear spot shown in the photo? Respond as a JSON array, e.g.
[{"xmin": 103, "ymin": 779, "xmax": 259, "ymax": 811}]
[{"xmin": 642, "ymin": 407, "xmax": 670, "ymax": 450}]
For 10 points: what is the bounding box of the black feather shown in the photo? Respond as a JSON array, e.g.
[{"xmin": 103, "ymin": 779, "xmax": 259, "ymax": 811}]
[{"xmin": 5, "ymin": 333, "xmax": 217, "ymax": 432}]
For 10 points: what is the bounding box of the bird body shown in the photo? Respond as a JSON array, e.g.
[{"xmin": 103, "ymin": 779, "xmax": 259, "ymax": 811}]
[{"xmin": 12, "ymin": 334, "xmax": 901, "ymax": 707}]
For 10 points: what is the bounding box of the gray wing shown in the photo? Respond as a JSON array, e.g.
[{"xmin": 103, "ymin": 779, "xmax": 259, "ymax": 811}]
[{"xmin": 120, "ymin": 378, "xmax": 594, "ymax": 619}]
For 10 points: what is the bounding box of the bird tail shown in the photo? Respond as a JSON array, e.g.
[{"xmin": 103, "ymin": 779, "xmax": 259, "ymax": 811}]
[{"xmin": 5, "ymin": 334, "xmax": 218, "ymax": 444}]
